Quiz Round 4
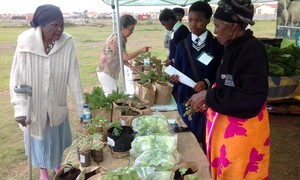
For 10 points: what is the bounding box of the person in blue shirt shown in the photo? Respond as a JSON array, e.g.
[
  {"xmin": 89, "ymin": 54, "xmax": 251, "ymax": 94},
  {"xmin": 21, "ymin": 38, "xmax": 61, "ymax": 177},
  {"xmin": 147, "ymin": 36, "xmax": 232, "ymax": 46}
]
[{"xmin": 170, "ymin": 1, "xmax": 223, "ymax": 150}]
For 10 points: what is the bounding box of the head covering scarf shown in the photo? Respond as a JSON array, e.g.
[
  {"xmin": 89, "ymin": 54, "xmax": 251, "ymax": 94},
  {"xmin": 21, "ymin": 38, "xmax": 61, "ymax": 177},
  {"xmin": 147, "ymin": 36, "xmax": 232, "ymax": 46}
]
[
  {"xmin": 30, "ymin": 4, "xmax": 63, "ymax": 28},
  {"xmin": 214, "ymin": 0, "xmax": 254, "ymax": 26}
]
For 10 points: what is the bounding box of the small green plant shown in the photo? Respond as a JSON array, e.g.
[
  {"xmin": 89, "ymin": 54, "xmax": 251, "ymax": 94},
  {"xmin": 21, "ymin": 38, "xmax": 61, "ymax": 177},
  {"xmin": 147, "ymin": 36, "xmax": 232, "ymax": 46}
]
[
  {"xmin": 103, "ymin": 164, "xmax": 138, "ymax": 180},
  {"xmin": 77, "ymin": 135, "xmax": 92, "ymax": 152},
  {"xmin": 155, "ymin": 72, "xmax": 170, "ymax": 83},
  {"xmin": 134, "ymin": 51, "xmax": 152, "ymax": 63},
  {"xmin": 84, "ymin": 86, "xmax": 110, "ymax": 110},
  {"xmin": 91, "ymin": 133, "xmax": 105, "ymax": 151},
  {"xmin": 63, "ymin": 162, "xmax": 75, "ymax": 174},
  {"xmin": 178, "ymin": 167, "xmax": 200, "ymax": 180},
  {"xmin": 86, "ymin": 115, "xmax": 109, "ymax": 134},
  {"xmin": 179, "ymin": 167, "xmax": 188, "ymax": 176},
  {"xmin": 106, "ymin": 88, "xmax": 130, "ymax": 104},
  {"xmin": 109, "ymin": 120, "xmax": 123, "ymax": 136},
  {"xmin": 187, "ymin": 175, "xmax": 199, "ymax": 180},
  {"xmin": 139, "ymin": 69, "xmax": 157, "ymax": 85}
]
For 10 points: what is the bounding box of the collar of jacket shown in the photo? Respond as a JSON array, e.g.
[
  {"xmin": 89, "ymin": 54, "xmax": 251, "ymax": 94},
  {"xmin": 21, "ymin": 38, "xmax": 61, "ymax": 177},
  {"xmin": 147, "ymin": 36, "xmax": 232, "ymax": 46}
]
[{"xmin": 17, "ymin": 27, "xmax": 71, "ymax": 57}]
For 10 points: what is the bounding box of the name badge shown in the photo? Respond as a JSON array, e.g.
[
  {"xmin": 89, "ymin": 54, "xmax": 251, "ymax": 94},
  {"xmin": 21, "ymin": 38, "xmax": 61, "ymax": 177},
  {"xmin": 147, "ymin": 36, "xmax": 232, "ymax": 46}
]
[{"xmin": 197, "ymin": 52, "xmax": 213, "ymax": 65}]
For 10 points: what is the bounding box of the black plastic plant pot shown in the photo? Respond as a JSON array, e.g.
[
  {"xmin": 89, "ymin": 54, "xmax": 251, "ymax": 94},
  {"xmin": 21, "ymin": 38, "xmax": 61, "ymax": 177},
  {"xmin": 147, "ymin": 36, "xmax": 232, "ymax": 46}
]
[
  {"xmin": 58, "ymin": 168, "xmax": 81, "ymax": 180},
  {"xmin": 107, "ymin": 126, "xmax": 135, "ymax": 152}
]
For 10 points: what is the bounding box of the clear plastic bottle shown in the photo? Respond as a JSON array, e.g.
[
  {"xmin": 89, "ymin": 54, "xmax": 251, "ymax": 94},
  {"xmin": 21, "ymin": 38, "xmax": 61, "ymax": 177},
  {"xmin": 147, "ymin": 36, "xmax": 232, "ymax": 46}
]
[{"xmin": 82, "ymin": 104, "xmax": 92, "ymax": 128}]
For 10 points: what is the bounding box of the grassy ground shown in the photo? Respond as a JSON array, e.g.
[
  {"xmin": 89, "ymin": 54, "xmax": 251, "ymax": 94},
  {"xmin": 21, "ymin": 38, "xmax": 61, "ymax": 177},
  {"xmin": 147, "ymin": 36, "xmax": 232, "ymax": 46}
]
[{"xmin": 0, "ymin": 20, "xmax": 299, "ymax": 179}]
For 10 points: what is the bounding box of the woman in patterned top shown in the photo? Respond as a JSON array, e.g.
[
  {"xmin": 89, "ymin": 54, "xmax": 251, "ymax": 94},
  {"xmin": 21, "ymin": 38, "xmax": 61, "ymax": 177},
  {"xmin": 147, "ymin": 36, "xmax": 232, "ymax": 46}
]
[
  {"xmin": 187, "ymin": 0, "xmax": 270, "ymax": 179},
  {"xmin": 96, "ymin": 14, "xmax": 150, "ymax": 96}
]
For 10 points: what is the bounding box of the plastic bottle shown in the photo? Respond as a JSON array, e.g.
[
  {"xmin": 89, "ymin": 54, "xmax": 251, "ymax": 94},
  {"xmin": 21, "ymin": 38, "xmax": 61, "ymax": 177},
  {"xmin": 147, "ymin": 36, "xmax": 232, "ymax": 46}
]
[{"xmin": 82, "ymin": 104, "xmax": 92, "ymax": 128}]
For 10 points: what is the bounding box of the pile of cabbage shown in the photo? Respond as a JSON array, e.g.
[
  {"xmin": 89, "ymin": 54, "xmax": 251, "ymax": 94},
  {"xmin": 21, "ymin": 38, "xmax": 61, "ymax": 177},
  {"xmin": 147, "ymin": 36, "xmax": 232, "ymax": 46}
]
[{"xmin": 129, "ymin": 114, "xmax": 180, "ymax": 179}]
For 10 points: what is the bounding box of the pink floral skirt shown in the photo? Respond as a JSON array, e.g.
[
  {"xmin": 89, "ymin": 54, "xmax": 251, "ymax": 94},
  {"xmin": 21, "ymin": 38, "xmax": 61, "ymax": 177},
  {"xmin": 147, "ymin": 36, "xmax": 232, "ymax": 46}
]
[{"xmin": 206, "ymin": 105, "xmax": 270, "ymax": 180}]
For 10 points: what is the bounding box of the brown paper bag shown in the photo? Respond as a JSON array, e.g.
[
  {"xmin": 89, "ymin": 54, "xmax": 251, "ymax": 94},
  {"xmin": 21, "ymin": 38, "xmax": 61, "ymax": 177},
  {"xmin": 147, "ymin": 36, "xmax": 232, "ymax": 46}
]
[
  {"xmin": 113, "ymin": 107, "xmax": 142, "ymax": 126},
  {"xmin": 155, "ymin": 82, "xmax": 173, "ymax": 105},
  {"xmin": 130, "ymin": 101, "xmax": 153, "ymax": 115},
  {"xmin": 91, "ymin": 107, "xmax": 112, "ymax": 122},
  {"xmin": 138, "ymin": 83, "xmax": 156, "ymax": 106}
]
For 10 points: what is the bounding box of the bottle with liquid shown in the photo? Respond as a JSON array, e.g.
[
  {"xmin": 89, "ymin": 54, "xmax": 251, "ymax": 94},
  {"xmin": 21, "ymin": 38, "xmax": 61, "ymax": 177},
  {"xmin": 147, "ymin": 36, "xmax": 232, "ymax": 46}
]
[{"xmin": 82, "ymin": 104, "xmax": 92, "ymax": 128}]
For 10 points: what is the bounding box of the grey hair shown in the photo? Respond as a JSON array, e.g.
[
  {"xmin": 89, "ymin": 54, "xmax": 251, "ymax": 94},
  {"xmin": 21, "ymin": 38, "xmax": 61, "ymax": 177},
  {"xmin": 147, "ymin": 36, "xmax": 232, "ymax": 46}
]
[{"xmin": 120, "ymin": 14, "xmax": 137, "ymax": 29}]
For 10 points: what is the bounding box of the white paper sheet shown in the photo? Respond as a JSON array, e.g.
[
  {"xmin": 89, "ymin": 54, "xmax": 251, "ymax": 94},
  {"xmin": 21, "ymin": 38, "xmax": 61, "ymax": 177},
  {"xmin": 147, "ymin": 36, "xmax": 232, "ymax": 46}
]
[{"xmin": 164, "ymin": 65, "xmax": 196, "ymax": 88}]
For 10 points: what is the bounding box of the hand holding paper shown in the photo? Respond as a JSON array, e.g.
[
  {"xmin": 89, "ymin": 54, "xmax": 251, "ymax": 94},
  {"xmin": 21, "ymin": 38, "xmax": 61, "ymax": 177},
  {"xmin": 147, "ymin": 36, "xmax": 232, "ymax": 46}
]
[{"xmin": 164, "ymin": 65, "xmax": 196, "ymax": 88}]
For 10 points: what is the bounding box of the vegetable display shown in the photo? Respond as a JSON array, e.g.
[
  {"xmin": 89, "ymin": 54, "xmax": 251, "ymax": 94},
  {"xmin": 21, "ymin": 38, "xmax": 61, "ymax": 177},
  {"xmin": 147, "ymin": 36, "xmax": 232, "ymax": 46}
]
[
  {"xmin": 130, "ymin": 134, "xmax": 177, "ymax": 158},
  {"xmin": 266, "ymin": 44, "xmax": 300, "ymax": 76},
  {"xmin": 133, "ymin": 149, "xmax": 176, "ymax": 171},
  {"xmin": 131, "ymin": 114, "xmax": 170, "ymax": 135}
]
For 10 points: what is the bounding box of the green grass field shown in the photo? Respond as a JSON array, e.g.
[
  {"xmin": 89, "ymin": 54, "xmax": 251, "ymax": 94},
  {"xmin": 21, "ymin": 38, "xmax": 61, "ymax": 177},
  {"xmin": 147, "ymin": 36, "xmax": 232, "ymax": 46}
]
[{"xmin": 0, "ymin": 19, "xmax": 297, "ymax": 179}]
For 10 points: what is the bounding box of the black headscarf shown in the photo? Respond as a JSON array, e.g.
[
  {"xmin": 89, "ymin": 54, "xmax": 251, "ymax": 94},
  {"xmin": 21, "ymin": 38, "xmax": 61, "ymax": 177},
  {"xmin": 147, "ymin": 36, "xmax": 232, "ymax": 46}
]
[
  {"xmin": 214, "ymin": 0, "xmax": 255, "ymax": 26},
  {"xmin": 30, "ymin": 4, "xmax": 63, "ymax": 28}
]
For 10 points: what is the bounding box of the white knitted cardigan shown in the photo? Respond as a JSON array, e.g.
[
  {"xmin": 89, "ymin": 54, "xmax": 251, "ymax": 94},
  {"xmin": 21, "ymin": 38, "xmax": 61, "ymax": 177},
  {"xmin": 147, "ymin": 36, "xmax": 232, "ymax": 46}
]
[{"xmin": 10, "ymin": 27, "xmax": 84, "ymax": 140}]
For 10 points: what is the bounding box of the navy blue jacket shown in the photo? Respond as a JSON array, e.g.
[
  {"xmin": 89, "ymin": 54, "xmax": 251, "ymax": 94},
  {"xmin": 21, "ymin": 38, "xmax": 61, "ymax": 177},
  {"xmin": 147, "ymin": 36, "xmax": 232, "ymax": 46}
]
[{"xmin": 168, "ymin": 24, "xmax": 190, "ymax": 65}]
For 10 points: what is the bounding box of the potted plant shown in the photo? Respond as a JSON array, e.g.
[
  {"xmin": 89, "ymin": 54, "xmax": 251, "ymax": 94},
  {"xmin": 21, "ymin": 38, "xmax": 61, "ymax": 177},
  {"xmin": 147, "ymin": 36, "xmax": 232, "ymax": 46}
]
[
  {"xmin": 84, "ymin": 86, "xmax": 112, "ymax": 122},
  {"xmin": 90, "ymin": 133, "xmax": 105, "ymax": 163},
  {"xmin": 130, "ymin": 99, "xmax": 152, "ymax": 115},
  {"xmin": 112, "ymin": 98, "xmax": 132, "ymax": 120},
  {"xmin": 114, "ymin": 106, "xmax": 142, "ymax": 126},
  {"xmin": 173, "ymin": 161, "xmax": 199, "ymax": 180},
  {"xmin": 54, "ymin": 162, "xmax": 81, "ymax": 180},
  {"xmin": 103, "ymin": 165, "xmax": 139, "ymax": 180},
  {"xmin": 136, "ymin": 70, "xmax": 157, "ymax": 105},
  {"xmin": 77, "ymin": 135, "xmax": 92, "ymax": 167},
  {"xmin": 107, "ymin": 120, "xmax": 135, "ymax": 152},
  {"xmin": 86, "ymin": 115, "xmax": 109, "ymax": 141},
  {"xmin": 150, "ymin": 55, "xmax": 163, "ymax": 73},
  {"xmin": 154, "ymin": 72, "xmax": 173, "ymax": 105}
]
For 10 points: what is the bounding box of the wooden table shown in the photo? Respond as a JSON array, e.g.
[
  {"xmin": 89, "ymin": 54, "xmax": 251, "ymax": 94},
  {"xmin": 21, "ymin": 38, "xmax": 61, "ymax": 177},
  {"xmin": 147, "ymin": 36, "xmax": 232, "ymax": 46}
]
[{"xmin": 64, "ymin": 111, "xmax": 211, "ymax": 179}]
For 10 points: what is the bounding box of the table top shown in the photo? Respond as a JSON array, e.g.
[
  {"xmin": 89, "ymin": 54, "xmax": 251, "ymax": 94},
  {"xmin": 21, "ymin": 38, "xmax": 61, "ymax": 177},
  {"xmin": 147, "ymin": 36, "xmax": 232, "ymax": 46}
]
[{"xmin": 64, "ymin": 111, "xmax": 211, "ymax": 179}]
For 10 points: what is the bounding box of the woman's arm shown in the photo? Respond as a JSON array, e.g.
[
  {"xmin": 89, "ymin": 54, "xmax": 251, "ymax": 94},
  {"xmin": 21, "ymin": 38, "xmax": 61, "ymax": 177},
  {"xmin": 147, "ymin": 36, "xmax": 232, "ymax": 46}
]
[{"xmin": 122, "ymin": 46, "xmax": 150, "ymax": 61}]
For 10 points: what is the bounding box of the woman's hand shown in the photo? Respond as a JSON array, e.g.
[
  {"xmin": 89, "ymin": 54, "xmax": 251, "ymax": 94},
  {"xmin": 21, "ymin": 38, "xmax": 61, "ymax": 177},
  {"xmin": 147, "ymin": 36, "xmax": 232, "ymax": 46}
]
[
  {"xmin": 170, "ymin": 74, "xmax": 179, "ymax": 83},
  {"xmin": 15, "ymin": 116, "xmax": 26, "ymax": 127},
  {"xmin": 193, "ymin": 81, "xmax": 206, "ymax": 93},
  {"xmin": 186, "ymin": 90, "xmax": 208, "ymax": 112},
  {"xmin": 140, "ymin": 46, "xmax": 151, "ymax": 53},
  {"xmin": 130, "ymin": 66, "xmax": 138, "ymax": 73},
  {"xmin": 164, "ymin": 59, "xmax": 172, "ymax": 67}
]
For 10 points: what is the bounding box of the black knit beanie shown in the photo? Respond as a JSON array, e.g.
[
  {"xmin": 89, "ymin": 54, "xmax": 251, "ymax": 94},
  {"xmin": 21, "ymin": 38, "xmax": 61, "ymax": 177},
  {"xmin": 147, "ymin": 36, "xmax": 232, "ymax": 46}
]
[{"xmin": 31, "ymin": 4, "xmax": 63, "ymax": 28}]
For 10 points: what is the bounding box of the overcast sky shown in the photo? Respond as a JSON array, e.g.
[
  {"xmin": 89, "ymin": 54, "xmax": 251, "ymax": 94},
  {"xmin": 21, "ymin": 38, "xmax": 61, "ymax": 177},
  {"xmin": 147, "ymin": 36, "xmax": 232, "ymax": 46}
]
[{"xmin": 0, "ymin": 0, "xmax": 169, "ymax": 14}]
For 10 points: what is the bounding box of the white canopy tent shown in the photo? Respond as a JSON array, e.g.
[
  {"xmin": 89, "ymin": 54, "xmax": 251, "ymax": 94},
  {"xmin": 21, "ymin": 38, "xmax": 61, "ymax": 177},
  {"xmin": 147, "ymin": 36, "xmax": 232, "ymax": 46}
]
[{"xmin": 101, "ymin": 0, "xmax": 277, "ymax": 93}]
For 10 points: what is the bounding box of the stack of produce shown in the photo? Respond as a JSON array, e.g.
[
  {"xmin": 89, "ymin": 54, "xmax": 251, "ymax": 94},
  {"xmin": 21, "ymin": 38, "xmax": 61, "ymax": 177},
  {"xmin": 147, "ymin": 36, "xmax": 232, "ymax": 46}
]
[
  {"xmin": 266, "ymin": 44, "xmax": 300, "ymax": 99},
  {"xmin": 266, "ymin": 44, "xmax": 300, "ymax": 77},
  {"xmin": 128, "ymin": 114, "xmax": 179, "ymax": 179}
]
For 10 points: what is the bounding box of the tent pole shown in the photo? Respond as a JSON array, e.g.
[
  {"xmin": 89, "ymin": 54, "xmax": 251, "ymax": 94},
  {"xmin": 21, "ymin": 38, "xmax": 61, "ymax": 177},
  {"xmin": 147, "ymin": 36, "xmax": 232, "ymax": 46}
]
[
  {"xmin": 111, "ymin": 1, "xmax": 115, "ymax": 33},
  {"xmin": 114, "ymin": 0, "xmax": 127, "ymax": 93}
]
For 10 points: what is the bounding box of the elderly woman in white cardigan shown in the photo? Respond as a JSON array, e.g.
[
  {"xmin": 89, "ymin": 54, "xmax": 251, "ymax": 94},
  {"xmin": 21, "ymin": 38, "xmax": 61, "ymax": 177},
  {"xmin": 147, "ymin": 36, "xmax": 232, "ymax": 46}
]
[{"xmin": 10, "ymin": 4, "xmax": 84, "ymax": 179}]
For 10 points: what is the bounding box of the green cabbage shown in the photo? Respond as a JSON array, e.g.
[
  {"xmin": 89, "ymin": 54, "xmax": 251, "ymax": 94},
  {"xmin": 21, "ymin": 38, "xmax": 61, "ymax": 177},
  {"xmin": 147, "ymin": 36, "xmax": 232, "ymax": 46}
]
[
  {"xmin": 130, "ymin": 134, "xmax": 177, "ymax": 158},
  {"xmin": 133, "ymin": 149, "xmax": 176, "ymax": 171},
  {"xmin": 131, "ymin": 114, "xmax": 170, "ymax": 135}
]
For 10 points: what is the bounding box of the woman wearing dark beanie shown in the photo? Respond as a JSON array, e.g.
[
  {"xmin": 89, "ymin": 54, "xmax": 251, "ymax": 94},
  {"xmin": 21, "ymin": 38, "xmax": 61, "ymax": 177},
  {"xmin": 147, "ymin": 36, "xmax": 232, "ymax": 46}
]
[
  {"xmin": 10, "ymin": 4, "xmax": 84, "ymax": 179},
  {"xmin": 187, "ymin": 0, "xmax": 270, "ymax": 179}
]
